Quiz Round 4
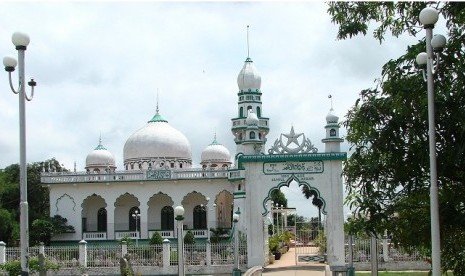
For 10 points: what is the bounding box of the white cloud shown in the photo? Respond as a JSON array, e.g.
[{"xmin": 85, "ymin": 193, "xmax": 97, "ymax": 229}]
[{"xmin": 0, "ymin": 1, "xmax": 424, "ymax": 218}]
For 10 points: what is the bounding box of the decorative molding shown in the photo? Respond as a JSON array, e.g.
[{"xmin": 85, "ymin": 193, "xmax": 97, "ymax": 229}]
[
  {"xmin": 268, "ymin": 127, "xmax": 318, "ymax": 154},
  {"xmin": 56, "ymin": 193, "xmax": 76, "ymax": 213}
]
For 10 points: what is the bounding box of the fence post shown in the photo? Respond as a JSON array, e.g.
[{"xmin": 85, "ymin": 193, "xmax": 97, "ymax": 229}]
[
  {"xmin": 162, "ymin": 239, "xmax": 170, "ymax": 268},
  {"xmin": 122, "ymin": 241, "xmax": 128, "ymax": 257},
  {"xmin": 370, "ymin": 235, "xmax": 378, "ymax": 276},
  {"xmin": 206, "ymin": 240, "xmax": 211, "ymax": 266},
  {"xmin": 39, "ymin": 242, "xmax": 46, "ymax": 276},
  {"xmin": 0, "ymin": 241, "xmax": 6, "ymax": 264},
  {"xmin": 79, "ymin": 240, "xmax": 88, "ymax": 268},
  {"xmin": 382, "ymin": 230, "xmax": 390, "ymax": 262}
]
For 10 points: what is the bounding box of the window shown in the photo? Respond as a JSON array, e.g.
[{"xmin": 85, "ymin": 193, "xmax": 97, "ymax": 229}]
[
  {"xmin": 239, "ymin": 107, "xmax": 243, "ymax": 118},
  {"xmin": 131, "ymin": 164, "xmax": 134, "ymax": 170},
  {"xmin": 250, "ymin": 131, "xmax": 256, "ymax": 139},
  {"xmin": 97, "ymin": 208, "xmax": 107, "ymax": 232},
  {"xmin": 330, "ymin": 129, "xmax": 336, "ymax": 137},
  {"xmin": 180, "ymin": 163, "xmax": 183, "ymax": 169},
  {"xmin": 256, "ymin": 106, "xmax": 261, "ymax": 117},
  {"xmin": 161, "ymin": 206, "xmax": 174, "ymax": 230},
  {"xmin": 82, "ymin": 217, "xmax": 87, "ymax": 232},
  {"xmin": 193, "ymin": 205, "xmax": 207, "ymax": 229},
  {"xmin": 259, "ymin": 133, "xmax": 262, "ymax": 140}
]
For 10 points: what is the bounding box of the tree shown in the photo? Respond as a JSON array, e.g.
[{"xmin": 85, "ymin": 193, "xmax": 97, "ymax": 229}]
[
  {"xmin": 328, "ymin": 2, "xmax": 465, "ymax": 274},
  {"xmin": 0, "ymin": 158, "xmax": 68, "ymax": 244},
  {"xmin": 301, "ymin": 186, "xmax": 323, "ymax": 225}
]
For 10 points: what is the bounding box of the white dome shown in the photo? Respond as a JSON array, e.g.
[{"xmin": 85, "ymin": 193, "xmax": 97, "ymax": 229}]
[
  {"xmin": 86, "ymin": 142, "xmax": 115, "ymax": 167},
  {"xmin": 123, "ymin": 111, "xmax": 192, "ymax": 163},
  {"xmin": 201, "ymin": 139, "xmax": 231, "ymax": 163},
  {"xmin": 326, "ymin": 108, "xmax": 339, "ymax": 123},
  {"xmin": 237, "ymin": 57, "xmax": 261, "ymax": 91}
]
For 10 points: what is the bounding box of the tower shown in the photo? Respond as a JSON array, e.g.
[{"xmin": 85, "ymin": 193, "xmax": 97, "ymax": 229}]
[{"xmin": 322, "ymin": 107, "xmax": 344, "ymax": 152}]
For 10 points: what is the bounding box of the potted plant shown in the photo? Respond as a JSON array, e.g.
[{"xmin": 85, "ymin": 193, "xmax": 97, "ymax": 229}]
[{"xmin": 269, "ymin": 235, "xmax": 281, "ymax": 260}]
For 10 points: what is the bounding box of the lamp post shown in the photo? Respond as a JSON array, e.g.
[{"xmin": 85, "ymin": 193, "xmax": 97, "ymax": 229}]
[
  {"xmin": 3, "ymin": 31, "xmax": 37, "ymax": 276},
  {"xmin": 174, "ymin": 206, "xmax": 185, "ymax": 276},
  {"xmin": 416, "ymin": 7, "xmax": 447, "ymax": 276},
  {"xmin": 346, "ymin": 213, "xmax": 355, "ymax": 276},
  {"xmin": 205, "ymin": 197, "xmax": 210, "ymax": 241},
  {"xmin": 232, "ymin": 209, "xmax": 241, "ymax": 276},
  {"xmin": 131, "ymin": 210, "xmax": 141, "ymax": 247}
]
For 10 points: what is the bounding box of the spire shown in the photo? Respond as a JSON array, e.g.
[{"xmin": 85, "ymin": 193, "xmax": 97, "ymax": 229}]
[
  {"xmin": 247, "ymin": 25, "xmax": 250, "ymax": 58},
  {"xmin": 211, "ymin": 130, "xmax": 220, "ymax": 145},
  {"xmin": 149, "ymin": 91, "xmax": 168, "ymax": 123},
  {"xmin": 328, "ymin": 94, "xmax": 333, "ymax": 109},
  {"xmin": 95, "ymin": 135, "xmax": 107, "ymax": 150}
]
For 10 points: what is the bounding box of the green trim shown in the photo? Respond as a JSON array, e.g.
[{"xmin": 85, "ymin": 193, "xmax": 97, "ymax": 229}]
[
  {"xmin": 261, "ymin": 175, "xmax": 327, "ymax": 216},
  {"xmin": 233, "ymin": 191, "xmax": 246, "ymax": 196},
  {"xmin": 237, "ymin": 90, "xmax": 262, "ymax": 96},
  {"xmin": 231, "ymin": 126, "xmax": 270, "ymax": 131},
  {"xmin": 262, "ymin": 161, "xmax": 324, "ymax": 175},
  {"xmin": 237, "ymin": 152, "xmax": 346, "ymax": 169},
  {"xmin": 231, "ymin": 117, "xmax": 270, "ymax": 120},
  {"xmin": 322, "ymin": 138, "xmax": 344, "ymax": 143},
  {"xmin": 94, "ymin": 144, "xmax": 107, "ymax": 150}
]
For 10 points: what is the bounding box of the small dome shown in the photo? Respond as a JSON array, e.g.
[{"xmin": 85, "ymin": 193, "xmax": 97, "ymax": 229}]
[
  {"xmin": 123, "ymin": 110, "xmax": 192, "ymax": 164},
  {"xmin": 326, "ymin": 108, "xmax": 339, "ymax": 123},
  {"xmin": 86, "ymin": 141, "xmax": 115, "ymax": 168},
  {"xmin": 237, "ymin": 57, "xmax": 261, "ymax": 91},
  {"xmin": 201, "ymin": 138, "xmax": 231, "ymax": 163},
  {"xmin": 246, "ymin": 110, "xmax": 259, "ymax": 126}
]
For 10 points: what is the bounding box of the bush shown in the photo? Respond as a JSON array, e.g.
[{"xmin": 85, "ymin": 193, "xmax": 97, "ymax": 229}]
[
  {"xmin": 149, "ymin": 232, "xmax": 163, "ymax": 245},
  {"xmin": 184, "ymin": 230, "xmax": 195, "ymax": 244}
]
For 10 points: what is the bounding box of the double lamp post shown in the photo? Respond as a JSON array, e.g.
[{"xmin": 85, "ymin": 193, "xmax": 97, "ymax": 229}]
[
  {"xmin": 415, "ymin": 7, "xmax": 446, "ymax": 276},
  {"xmin": 3, "ymin": 31, "xmax": 37, "ymax": 276}
]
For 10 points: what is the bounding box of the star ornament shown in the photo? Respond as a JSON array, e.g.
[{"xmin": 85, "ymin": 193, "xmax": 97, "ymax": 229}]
[{"xmin": 282, "ymin": 126, "xmax": 303, "ymax": 147}]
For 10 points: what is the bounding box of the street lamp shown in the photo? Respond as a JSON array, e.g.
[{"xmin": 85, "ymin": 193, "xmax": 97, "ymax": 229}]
[
  {"xmin": 205, "ymin": 197, "xmax": 210, "ymax": 241},
  {"xmin": 346, "ymin": 212, "xmax": 355, "ymax": 276},
  {"xmin": 3, "ymin": 31, "xmax": 37, "ymax": 276},
  {"xmin": 416, "ymin": 7, "xmax": 447, "ymax": 276},
  {"xmin": 131, "ymin": 210, "xmax": 141, "ymax": 246},
  {"xmin": 174, "ymin": 206, "xmax": 185, "ymax": 276},
  {"xmin": 232, "ymin": 208, "xmax": 241, "ymax": 276}
]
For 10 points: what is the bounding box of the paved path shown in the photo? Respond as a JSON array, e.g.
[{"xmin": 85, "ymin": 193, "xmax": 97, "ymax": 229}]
[{"xmin": 262, "ymin": 247, "xmax": 325, "ymax": 276}]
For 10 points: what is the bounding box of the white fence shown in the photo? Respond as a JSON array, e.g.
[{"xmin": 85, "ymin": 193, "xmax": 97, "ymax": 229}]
[{"xmin": 0, "ymin": 240, "xmax": 247, "ymax": 275}]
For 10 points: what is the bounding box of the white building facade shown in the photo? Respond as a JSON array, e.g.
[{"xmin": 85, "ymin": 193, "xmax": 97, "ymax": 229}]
[{"xmin": 41, "ymin": 54, "xmax": 347, "ymax": 272}]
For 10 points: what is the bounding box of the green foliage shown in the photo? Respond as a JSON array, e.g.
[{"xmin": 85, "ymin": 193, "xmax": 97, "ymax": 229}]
[
  {"xmin": 270, "ymin": 189, "xmax": 287, "ymax": 208},
  {"xmin": 314, "ymin": 231, "xmax": 327, "ymax": 255},
  {"xmin": 118, "ymin": 235, "xmax": 134, "ymax": 246},
  {"xmin": 209, "ymin": 227, "xmax": 229, "ymax": 243},
  {"xmin": 0, "ymin": 257, "xmax": 60, "ymax": 275},
  {"xmin": 0, "ymin": 208, "xmax": 15, "ymax": 243},
  {"xmin": 183, "ymin": 230, "xmax": 195, "ymax": 244},
  {"xmin": 268, "ymin": 235, "xmax": 280, "ymax": 253},
  {"xmin": 149, "ymin": 231, "xmax": 163, "ymax": 245},
  {"xmin": 30, "ymin": 215, "xmax": 75, "ymax": 246},
  {"xmin": 327, "ymin": 2, "xmax": 465, "ymax": 274}
]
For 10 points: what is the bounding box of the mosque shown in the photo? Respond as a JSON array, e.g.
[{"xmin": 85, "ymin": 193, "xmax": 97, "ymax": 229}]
[{"xmin": 41, "ymin": 52, "xmax": 346, "ymax": 268}]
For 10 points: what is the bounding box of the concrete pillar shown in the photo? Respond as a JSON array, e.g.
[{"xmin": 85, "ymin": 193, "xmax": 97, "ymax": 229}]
[
  {"xmin": 162, "ymin": 239, "xmax": 170, "ymax": 268},
  {"xmin": 139, "ymin": 204, "xmax": 148, "ymax": 239},
  {"xmin": 122, "ymin": 241, "xmax": 128, "ymax": 256},
  {"xmin": 107, "ymin": 204, "xmax": 115, "ymax": 240},
  {"xmin": 206, "ymin": 240, "xmax": 212, "ymax": 266},
  {"xmin": 0, "ymin": 241, "xmax": 6, "ymax": 264},
  {"xmin": 79, "ymin": 240, "xmax": 87, "ymax": 267}
]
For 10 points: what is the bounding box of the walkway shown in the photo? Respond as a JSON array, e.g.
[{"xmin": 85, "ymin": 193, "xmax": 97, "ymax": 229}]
[{"xmin": 263, "ymin": 247, "xmax": 325, "ymax": 276}]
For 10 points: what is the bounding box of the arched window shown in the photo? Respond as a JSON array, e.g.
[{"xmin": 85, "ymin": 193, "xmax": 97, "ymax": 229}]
[
  {"xmin": 250, "ymin": 131, "xmax": 256, "ymax": 139},
  {"xmin": 93, "ymin": 168, "xmax": 100, "ymax": 173},
  {"xmin": 258, "ymin": 133, "xmax": 262, "ymax": 140},
  {"xmin": 161, "ymin": 206, "xmax": 174, "ymax": 230},
  {"xmin": 239, "ymin": 107, "xmax": 244, "ymax": 118},
  {"xmin": 97, "ymin": 208, "xmax": 107, "ymax": 232},
  {"xmin": 129, "ymin": 207, "xmax": 141, "ymax": 231},
  {"xmin": 330, "ymin": 129, "xmax": 337, "ymax": 137},
  {"xmin": 247, "ymin": 106, "xmax": 252, "ymax": 113},
  {"xmin": 193, "ymin": 205, "xmax": 207, "ymax": 229},
  {"xmin": 256, "ymin": 106, "xmax": 261, "ymax": 117},
  {"xmin": 238, "ymin": 133, "xmax": 243, "ymax": 141}
]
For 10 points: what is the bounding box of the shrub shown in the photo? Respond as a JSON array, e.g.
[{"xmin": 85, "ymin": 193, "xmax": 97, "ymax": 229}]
[
  {"xmin": 149, "ymin": 232, "xmax": 163, "ymax": 245},
  {"xmin": 184, "ymin": 230, "xmax": 195, "ymax": 244}
]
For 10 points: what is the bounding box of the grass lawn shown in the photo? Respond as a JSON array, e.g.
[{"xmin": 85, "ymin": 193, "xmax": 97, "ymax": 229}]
[{"xmin": 357, "ymin": 272, "xmax": 453, "ymax": 276}]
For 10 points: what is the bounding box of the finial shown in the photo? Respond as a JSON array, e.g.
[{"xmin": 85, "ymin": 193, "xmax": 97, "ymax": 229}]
[
  {"xmin": 99, "ymin": 132, "xmax": 102, "ymax": 145},
  {"xmin": 247, "ymin": 25, "xmax": 250, "ymax": 58},
  {"xmin": 156, "ymin": 89, "xmax": 159, "ymax": 114},
  {"xmin": 328, "ymin": 94, "xmax": 333, "ymax": 109},
  {"xmin": 74, "ymin": 161, "xmax": 76, "ymax": 172}
]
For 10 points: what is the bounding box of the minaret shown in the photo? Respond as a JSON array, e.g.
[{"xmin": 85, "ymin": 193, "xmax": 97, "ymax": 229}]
[
  {"xmin": 322, "ymin": 95, "xmax": 344, "ymax": 152},
  {"xmin": 231, "ymin": 26, "xmax": 269, "ymax": 155}
]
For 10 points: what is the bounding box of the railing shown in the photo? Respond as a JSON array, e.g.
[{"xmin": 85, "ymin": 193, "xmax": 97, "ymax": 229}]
[
  {"xmin": 115, "ymin": 231, "xmax": 139, "ymax": 240},
  {"xmin": 345, "ymin": 237, "xmax": 429, "ymax": 263},
  {"xmin": 149, "ymin": 230, "xmax": 174, "ymax": 239},
  {"xmin": 190, "ymin": 229, "xmax": 208, "ymax": 238},
  {"xmin": 87, "ymin": 244, "xmax": 121, "ymax": 267},
  {"xmin": 83, "ymin": 232, "xmax": 107, "ymax": 240},
  {"xmin": 41, "ymin": 168, "xmax": 229, "ymax": 184}
]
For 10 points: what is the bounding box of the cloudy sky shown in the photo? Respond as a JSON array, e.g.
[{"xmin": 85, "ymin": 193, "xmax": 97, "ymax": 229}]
[{"xmin": 0, "ymin": 1, "xmax": 425, "ymax": 219}]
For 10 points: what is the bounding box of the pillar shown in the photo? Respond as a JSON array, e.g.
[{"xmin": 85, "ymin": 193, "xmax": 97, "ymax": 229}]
[{"xmin": 79, "ymin": 240, "xmax": 87, "ymax": 267}]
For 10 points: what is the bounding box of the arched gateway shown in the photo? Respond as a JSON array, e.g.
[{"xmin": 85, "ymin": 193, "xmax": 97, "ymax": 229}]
[{"xmin": 230, "ymin": 104, "xmax": 346, "ymax": 273}]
